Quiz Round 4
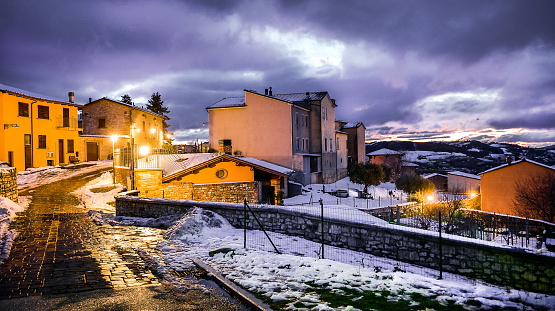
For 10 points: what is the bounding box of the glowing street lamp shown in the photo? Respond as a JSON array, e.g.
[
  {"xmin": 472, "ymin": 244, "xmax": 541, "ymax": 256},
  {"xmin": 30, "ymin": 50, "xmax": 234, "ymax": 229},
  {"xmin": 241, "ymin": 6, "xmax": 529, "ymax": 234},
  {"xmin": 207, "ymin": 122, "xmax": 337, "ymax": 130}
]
[{"xmin": 139, "ymin": 145, "xmax": 150, "ymax": 157}]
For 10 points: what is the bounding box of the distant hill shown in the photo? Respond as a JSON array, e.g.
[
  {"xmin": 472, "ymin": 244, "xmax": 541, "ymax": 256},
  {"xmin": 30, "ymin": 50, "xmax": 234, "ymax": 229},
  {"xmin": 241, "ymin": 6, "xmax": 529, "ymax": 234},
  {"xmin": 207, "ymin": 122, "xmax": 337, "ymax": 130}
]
[{"xmin": 366, "ymin": 141, "xmax": 555, "ymax": 175}]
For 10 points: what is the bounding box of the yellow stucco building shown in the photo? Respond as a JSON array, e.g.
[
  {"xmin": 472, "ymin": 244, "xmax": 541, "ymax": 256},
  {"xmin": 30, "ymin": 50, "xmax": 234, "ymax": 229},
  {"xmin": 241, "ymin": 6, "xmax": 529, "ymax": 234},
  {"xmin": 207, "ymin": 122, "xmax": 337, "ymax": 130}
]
[
  {"xmin": 479, "ymin": 158, "xmax": 555, "ymax": 216},
  {"xmin": 0, "ymin": 84, "xmax": 81, "ymax": 171}
]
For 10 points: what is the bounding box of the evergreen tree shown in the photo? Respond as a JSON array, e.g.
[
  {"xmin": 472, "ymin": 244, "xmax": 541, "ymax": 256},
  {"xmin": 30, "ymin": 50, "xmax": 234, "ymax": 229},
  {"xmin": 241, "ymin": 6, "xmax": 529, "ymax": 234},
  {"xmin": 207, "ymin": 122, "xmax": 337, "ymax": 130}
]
[
  {"xmin": 147, "ymin": 92, "xmax": 172, "ymax": 145},
  {"xmin": 120, "ymin": 94, "xmax": 134, "ymax": 106}
]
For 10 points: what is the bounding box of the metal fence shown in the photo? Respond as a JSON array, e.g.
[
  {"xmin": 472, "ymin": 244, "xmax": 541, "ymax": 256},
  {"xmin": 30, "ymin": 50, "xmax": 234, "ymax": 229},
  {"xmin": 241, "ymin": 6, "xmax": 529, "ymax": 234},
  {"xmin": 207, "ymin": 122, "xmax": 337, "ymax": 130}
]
[{"xmin": 242, "ymin": 198, "xmax": 555, "ymax": 282}]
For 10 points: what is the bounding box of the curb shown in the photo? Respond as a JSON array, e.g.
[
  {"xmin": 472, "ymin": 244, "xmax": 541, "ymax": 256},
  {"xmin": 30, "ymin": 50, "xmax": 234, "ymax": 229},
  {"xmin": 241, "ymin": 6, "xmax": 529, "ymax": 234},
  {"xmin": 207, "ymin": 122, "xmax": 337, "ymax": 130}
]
[{"xmin": 192, "ymin": 258, "xmax": 273, "ymax": 311}]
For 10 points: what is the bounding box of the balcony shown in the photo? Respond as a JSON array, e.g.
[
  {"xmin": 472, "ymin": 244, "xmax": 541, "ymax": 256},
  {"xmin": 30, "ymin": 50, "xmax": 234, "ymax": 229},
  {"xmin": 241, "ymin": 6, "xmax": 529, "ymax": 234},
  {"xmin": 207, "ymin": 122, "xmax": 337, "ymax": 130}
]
[{"xmin": 56, "ymin": 116, "xmax": 81, "ymax": 130}]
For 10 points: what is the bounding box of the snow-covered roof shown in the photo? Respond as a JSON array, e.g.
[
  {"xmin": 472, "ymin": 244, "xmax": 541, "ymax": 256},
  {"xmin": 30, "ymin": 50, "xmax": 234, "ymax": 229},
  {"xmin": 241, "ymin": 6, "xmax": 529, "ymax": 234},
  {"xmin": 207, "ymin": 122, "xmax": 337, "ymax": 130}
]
[
  {"xmin": 448, "ymin": 171, "xmax": 481, "ymax": 180},
  {"xmin": 367, "ymin": 148, "xmax": 402, "ymax": 156},
  {"xmin": 157, "ymin": 153, "xmax": 294, "ymax": 182},
  {"xmin": 86, "ymin": 97, "xmax": 165, "ymax": 118},
  {"xmin": 207, "ymin": 90, "xmax": 329, "ymax": 110},
  {"xmin": 207, "ymin": 97, "xmax": 246, "ymax": 109},
  {"xmin": 423, "ymin": 173, "xmax": 447, "ymax": 179},
  {"xmin": 341, "ymin": 122, "xmax": 365, "ymax": 129},
  {"xmin": 335, "ymin": 130, "xmax": 348, "ymax": 135},
  {"xmin": 0, "ymin": 83, "xmax": 79, "ymax": 106},
  {"xmin": 402, "ymin": 162, "xmax": 418, "ymax": 167},
  {"xmin": 478, "ymin": 158, "xmax": 555, "ymax": 175}
]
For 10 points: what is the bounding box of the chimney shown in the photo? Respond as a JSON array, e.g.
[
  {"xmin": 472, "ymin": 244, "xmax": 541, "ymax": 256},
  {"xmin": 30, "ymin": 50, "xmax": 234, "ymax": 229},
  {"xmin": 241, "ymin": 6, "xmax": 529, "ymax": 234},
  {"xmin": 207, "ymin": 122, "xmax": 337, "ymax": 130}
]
[
  {"xmin": 265, "ymin": 89, "xmax": 268, "ymax": 95},
  {"xmin": 68, "ymin": 92, "xmax": 75, "ymax": 103},
  {"xmin": 269, "ymin": 87, "xmax": 272, "ymax": 96},
  {"xmin": 89, "ymin": 97, "xmax": 92, "ymax": 103}
]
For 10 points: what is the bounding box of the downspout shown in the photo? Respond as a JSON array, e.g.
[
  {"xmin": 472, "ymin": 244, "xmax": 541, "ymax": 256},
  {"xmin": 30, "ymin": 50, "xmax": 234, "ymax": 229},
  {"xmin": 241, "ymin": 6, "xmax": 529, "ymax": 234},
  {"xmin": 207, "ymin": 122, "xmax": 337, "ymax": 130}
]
[{"xmin": 30, "ymin": 100, "xmax": 37, "ymax": 167}]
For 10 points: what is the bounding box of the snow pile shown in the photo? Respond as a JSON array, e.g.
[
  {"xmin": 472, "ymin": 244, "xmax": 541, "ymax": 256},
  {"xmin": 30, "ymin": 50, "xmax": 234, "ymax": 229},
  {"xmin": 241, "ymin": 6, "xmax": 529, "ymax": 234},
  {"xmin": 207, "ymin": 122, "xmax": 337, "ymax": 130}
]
[
  {"xmin": 73, "ymin": 171, "xmax": 123, "ymax": 213},
  {"xmin": 87, "ymin": 210, "xmax": 181, "ymax": 229},
  {"xmin": 17, "ymin": 161, "xmax": 112, "ymax": 190},
  {"xmin": 0, "ymin": 196, "xmax": 25, "ymax": 265},
  {"xmin": 158, "ymin": 208, "xmax": 555, "ymax": 310}
]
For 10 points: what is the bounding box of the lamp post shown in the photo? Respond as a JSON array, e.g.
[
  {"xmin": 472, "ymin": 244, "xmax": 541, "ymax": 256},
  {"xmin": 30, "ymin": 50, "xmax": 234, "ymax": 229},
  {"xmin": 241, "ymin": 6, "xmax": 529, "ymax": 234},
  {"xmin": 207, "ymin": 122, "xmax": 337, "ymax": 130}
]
[{"xmin": 111, "ymin": 135, "xmax": 118, "ymax": 184}]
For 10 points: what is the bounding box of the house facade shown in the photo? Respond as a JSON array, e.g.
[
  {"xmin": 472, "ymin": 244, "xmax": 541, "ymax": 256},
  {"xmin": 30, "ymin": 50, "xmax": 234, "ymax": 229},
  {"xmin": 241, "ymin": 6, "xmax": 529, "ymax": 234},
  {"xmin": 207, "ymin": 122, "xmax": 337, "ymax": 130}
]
[
  {"xmin": 80, "ymin": 97, "xmax": 164, "ymax": 161},
  {"xmin": 479, "ymin": 158, "xmax": 555, "ymax": 216},
  {"xmin": 447, "ymin": 171, "xmax": 481, "ymax": 194},
  {"xmin": 340, "ymin": 122, "xmax": 366, "ymax": 165},
  {"xmin": 367, "ymin": 148, "xmax": 403, "ymax": 181},
  {"xmin": 125, "ymin": 153, "xmax": 293, "ymax": 204},
  {"xmin": 0, "ymin": 84, "xmax": 81, "ymax": 171},
  {"xmin": 207, "ymin": 89, "xmax": 349, "ymax": 185}
]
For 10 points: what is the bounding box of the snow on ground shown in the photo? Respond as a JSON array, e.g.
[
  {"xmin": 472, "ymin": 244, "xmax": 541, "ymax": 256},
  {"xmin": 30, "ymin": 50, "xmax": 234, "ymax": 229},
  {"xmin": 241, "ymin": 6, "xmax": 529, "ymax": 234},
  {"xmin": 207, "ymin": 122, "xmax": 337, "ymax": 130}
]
[
  {"xmin": 284, "ymin": 177, "xmax": 406, "ymax": 209},
  {"xmin": 159, "ymin": 208, "xmax": 555, "ymax": 311},
  {"xmin": 72, "ymin": 171, "xmax": 123, "ymax": 213},
  {"xmin": 17, "ymin": 160, "xmax": 112, "ymax": 190},
  {"xmin": 0, "ymin": 197, "xmax": 25, "ymax": 265},
  {"xmin": 403, "ymin": 150, "xmax": 467, "ymax": 164}
]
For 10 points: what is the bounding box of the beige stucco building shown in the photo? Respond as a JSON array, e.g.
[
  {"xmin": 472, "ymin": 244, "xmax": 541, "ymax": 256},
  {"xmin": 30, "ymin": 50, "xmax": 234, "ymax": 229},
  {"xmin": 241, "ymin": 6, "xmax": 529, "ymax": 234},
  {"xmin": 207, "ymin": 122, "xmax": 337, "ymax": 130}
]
[
  {"xmin": 447, "ymin": 171, "xmax": 481, "ymax": 194},
  {"xmin": 207, "ymin": 89, "xmax": 355, "ymax": 185},
  {"xmin": 80, "ymin": 97, "xmax": 164, "ymax": 161}
]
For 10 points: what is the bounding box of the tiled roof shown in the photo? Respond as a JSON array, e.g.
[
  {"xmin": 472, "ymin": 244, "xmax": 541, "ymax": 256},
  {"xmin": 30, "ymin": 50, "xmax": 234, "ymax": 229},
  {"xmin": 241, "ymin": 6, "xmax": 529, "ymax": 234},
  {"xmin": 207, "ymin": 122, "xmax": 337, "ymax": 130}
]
[
  {"xmin": 0, "ymin": 83, "xmax": 78, "ymax": 106},
  {"xmin": 87, "ymin": 97, "xmax": 165, "ymax": 118}
]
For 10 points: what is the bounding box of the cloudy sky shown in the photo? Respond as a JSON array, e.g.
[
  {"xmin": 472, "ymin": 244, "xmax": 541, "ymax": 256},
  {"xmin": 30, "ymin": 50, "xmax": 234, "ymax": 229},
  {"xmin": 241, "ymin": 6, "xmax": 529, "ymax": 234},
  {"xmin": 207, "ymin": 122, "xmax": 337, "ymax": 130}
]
[{"xmin": 1, "ymin": 0, "xmax": 554, "ymax": 147}]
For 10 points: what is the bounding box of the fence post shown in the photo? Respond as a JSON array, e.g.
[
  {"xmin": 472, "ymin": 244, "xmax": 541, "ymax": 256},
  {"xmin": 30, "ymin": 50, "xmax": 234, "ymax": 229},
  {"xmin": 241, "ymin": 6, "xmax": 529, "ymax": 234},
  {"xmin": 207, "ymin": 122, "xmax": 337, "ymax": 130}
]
[
  {"xmin": 320, "ymin": 198, "xmax": 324, "ymax": 259},
  {"xmin": 243, "ymin": 199, "xmax": 247, "ymax": 249},
  {"xmin": 396, "ymin": 204, "xmax": 400, "ymax": 225},
  {"xmin": 438, "ymin": 210, "xmax": 443, "ymax": 280}
]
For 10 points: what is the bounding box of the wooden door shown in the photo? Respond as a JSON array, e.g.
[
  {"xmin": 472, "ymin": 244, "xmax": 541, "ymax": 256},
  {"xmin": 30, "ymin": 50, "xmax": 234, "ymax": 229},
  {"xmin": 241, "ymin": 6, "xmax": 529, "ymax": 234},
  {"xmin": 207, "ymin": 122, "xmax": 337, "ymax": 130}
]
[
  {"xmin": 59, "ymin": 139, "xmax": 64, "ymax": 164},
  {"xmin": 86, "ymin": 142, "xmax": 98, "ymax": 161},
  {"xmin": 24, "ymin": 134, "xmax": 32, "ymax": 169}
]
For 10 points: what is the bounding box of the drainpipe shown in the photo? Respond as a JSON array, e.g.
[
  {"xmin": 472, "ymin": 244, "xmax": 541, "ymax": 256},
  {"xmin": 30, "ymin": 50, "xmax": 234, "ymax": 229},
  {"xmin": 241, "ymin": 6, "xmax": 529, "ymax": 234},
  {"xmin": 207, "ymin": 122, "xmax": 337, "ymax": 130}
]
[{"xmin": 30, "ymin": 100, "xmax": 36, "ymax": 168}]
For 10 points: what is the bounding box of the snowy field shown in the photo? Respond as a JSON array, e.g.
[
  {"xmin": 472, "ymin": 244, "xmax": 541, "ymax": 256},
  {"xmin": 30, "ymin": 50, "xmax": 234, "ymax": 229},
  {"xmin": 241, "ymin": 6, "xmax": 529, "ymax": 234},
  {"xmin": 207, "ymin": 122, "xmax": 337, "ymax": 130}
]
[{"xmin": 2, "ymin": 164, "xmax": 555, "ymax": 310}]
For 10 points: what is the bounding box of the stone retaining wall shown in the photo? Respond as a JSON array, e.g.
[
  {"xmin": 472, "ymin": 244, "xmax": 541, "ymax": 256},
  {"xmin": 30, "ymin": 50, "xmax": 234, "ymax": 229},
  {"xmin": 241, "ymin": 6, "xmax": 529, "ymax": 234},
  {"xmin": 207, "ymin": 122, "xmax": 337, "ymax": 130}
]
[
  {"xmin": 0, "ymin": 167, "xmax": 18, "ymax": 202},
  {"xmin": 115, "ymin": 195, "xmax": 555, "ymax": 294}
]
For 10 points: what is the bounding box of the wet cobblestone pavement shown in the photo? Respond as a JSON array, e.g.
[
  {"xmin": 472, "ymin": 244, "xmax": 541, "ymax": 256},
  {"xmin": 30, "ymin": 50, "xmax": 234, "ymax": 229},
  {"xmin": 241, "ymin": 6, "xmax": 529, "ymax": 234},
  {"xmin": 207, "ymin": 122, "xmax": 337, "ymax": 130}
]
[{"xmin": 0, "ymin": 168, "xmax": 163, "ymax": 299}]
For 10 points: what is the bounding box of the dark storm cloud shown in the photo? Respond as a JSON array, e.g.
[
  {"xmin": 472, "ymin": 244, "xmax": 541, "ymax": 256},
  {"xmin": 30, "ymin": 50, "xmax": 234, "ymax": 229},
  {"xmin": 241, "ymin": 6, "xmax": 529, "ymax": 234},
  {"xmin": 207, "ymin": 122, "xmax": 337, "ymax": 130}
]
[{"xmin": 1, "ymin": 0, "xmax": 554, "ymax": 145}]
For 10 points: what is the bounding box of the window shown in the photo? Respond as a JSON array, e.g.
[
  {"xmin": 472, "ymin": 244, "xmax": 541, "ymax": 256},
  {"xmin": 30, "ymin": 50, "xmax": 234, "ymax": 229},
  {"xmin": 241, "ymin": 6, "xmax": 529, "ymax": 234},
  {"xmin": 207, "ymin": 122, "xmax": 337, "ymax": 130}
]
[
  {"xmin": 63, "ymin": 108, "xmax": 69, "ymax": 127},
  {"xmin": 330, "ymin": 139, "xmax": 333, "ymax": 152},
  {"xmin": 8, "ymin": 151, "xmax": 13, "ymax": 167},
  {"xmin": 67, "ymin": 139, "xmax": 74, "ymax": 153},
  {"xmin": 336, "ymin": 137, "xmax": 340, "ymax": 150},
  {"xmin": 324, "ymin": 138, "xmax": 327, "ymax": 151},
  {"xmin": 322, "ymin": 107, "xmax": 326, "ymax": 120},
  {"xmin": 215, "ymin": 169, "xmax": 228, "ymax": 179},
  {"xmin": 296, "ymin": 137, "xmax": 300, "ymax": 150},
  {"xmin": 38, "ymin": 135, "xmax": 46, "ymax": 148},
  {"xmin": 295, "ymin": 112, "xmax": 299, "ymax": 126},
  {"xmin": 302, "ymin": 138, "xmax": 305, "ymax": 151},
  {"xmin": 305, "ymin": 115, "xmax": 309, "ymax": 127},
  {"xmin": 18, "ymin": 102, "xmax": 29, "ymax": 117},
  {"xmin": 37, "ymin": 105, "xmax": 49, "ymax": 119},
  {"xmin": 142, "ymin": 121, "xmax": 146, "ymax": 132},
  {"xmin": 98, "ymin": 118, "xmax": 106, "ymax": 128}
]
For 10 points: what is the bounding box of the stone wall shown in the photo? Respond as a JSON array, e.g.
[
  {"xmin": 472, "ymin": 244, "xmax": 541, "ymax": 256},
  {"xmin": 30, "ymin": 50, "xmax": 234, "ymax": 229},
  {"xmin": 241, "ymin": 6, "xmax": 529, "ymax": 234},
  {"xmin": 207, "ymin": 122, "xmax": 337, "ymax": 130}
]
[
  {"xmin": 115, "ymin": 195, "xmax": 555, "ymax": 294},
  {"xmin": 0, "ymin": 167, "xmax": 18, "ymax": 202},
  {"xmin": 192, "ymin": 182, "xmax": 257, "ymax": 203}
]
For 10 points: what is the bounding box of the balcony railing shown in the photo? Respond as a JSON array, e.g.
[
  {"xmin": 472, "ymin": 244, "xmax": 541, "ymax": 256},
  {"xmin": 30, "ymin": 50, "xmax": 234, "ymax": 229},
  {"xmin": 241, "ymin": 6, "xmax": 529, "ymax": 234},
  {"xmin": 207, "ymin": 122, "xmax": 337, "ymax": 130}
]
[{"xmin": 56, "ymin": 116, "xmax": 80, "ymax": 129}]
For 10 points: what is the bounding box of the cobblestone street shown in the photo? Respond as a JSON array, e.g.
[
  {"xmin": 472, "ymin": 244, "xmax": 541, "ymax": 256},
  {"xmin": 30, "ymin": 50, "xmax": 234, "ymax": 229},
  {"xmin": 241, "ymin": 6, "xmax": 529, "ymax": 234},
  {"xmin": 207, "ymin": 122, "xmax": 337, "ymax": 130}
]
[{"xmin": 0, "ymin": 166, "xmax": 247, "ymax": 310}]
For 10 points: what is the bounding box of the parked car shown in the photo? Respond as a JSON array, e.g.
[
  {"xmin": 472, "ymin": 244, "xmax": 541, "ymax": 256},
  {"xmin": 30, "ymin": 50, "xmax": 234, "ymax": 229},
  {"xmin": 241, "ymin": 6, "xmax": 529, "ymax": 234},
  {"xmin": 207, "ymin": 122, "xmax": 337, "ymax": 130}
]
[{"xmin": 334, "ymin": 189, "xmax": 349, "ymax": 198}]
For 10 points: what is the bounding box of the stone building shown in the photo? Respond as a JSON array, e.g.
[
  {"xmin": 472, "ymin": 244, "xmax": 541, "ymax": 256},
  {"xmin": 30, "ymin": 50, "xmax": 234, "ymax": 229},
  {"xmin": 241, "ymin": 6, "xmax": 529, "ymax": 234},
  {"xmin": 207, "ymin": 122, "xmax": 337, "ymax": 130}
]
[
  {"xmin": 80, "ymin": 97, "xmax": 165, "ymax": 161},
  {"xmin": 120, "ymin": 153, "xmax": 293, "ymax": 204}
]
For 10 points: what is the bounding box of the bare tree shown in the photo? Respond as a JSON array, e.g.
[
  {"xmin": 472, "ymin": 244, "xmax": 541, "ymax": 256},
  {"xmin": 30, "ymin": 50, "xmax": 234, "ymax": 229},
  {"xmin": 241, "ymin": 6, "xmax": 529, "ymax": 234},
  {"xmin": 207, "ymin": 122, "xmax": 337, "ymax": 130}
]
[{"xmin": 512, "ymin": 172, "xmax": 555, "ymax": 223}]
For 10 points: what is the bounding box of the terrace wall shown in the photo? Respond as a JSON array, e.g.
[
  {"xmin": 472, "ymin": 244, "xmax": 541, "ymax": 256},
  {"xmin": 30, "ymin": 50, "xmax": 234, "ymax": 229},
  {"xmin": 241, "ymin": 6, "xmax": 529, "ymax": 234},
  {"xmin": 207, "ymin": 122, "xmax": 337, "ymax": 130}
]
[{"xmin": 115, "ymin": 195, "xmax": 555, "ymax": 294}]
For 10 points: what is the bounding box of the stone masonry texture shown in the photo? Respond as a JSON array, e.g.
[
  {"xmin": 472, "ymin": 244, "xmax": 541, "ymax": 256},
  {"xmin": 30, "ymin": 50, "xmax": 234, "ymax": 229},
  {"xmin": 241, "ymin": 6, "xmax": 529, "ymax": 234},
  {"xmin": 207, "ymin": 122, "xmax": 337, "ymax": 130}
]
[{"xmin": 116, "ymin": 195, "xmax": 555, "ymax": 295}]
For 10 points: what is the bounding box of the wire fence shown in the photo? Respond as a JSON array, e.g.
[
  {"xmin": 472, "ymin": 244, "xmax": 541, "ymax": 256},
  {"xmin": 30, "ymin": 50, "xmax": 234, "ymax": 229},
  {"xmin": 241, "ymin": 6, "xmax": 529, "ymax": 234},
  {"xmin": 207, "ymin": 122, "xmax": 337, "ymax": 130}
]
[{"xmin": 241, "ymin": 198, "xmax": 555, "ymax": 282}]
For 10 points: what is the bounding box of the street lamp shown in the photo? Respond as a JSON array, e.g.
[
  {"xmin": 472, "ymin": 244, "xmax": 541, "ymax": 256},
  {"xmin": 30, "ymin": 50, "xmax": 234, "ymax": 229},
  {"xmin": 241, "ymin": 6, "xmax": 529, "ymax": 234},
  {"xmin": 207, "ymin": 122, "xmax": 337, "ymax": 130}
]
[
  {"xmin": 111, "ymin": 135, "xmax": 118, "ymax": 184},
  {"xmin": 139, "ymin": 145, "xmax": 150, "ymax": 157}
]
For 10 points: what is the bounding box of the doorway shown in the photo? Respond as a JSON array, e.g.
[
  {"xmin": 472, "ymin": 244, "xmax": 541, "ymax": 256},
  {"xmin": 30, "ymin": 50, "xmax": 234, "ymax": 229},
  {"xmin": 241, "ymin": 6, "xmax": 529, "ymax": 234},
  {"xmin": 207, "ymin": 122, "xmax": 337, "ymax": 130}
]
[
  {"xmin": 24, "ymin": 134, "xmax": 32, "ymax": 169},
  {"xmin": 59, "ymin": 139, "xmax": 64, "ymax": 164},
  {"xmin": 86, "ymin": 142, "xmax": 99, "ymax": 161}
]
